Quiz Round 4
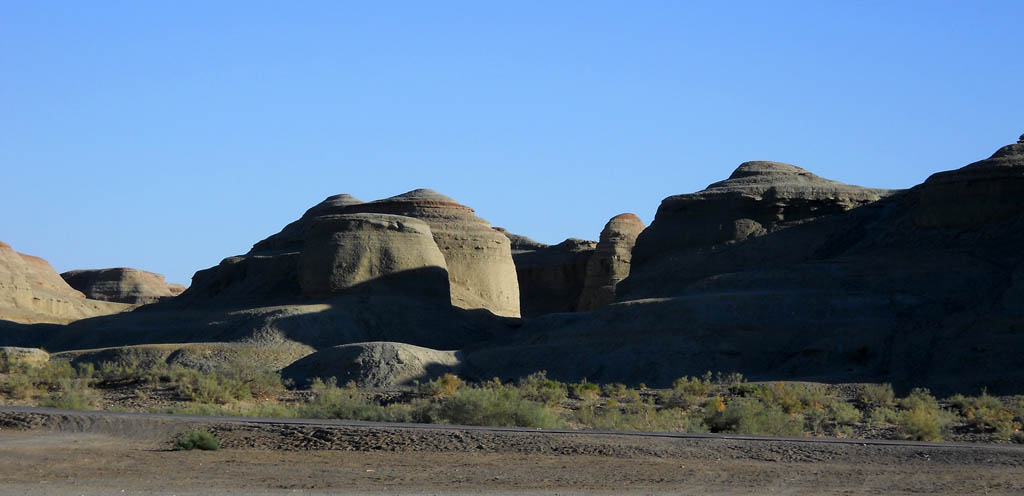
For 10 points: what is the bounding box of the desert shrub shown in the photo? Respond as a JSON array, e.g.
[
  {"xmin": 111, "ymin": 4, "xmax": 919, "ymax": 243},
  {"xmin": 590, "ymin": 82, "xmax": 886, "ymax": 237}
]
[
  {"xmin": 868, "ymin": 407, "xmax": 899, "ymax": 426},
  {"xmin": 568, "ymin": 381, "xmax": 600, "ymax": 401},
  {"xmin": 660, "ymin": 374, "xmax": 714, "ymax": 410},
  {"xmin": 39, "ymin": 387, "xmax": 98, "ymax": 410},
  {"xmin": 826, "ymin": 399, "xmax": 862, "ymax": 425},
  {"xmin": 897, "ymin": 407, "xmax": 951, "ymax": 442},
  {"xmin": 947, "ymin": 391, "xmax": 1014, "ymax": 436},
  {"xmin": 418, "ymin": 373, "xmax": 464, "ymax": 398},
  {"xmin": 706, "ymin": 398, "xmax": 803, "ymax": 436},
  {"xmin": 297, "ymin": 378, "xmax": 389, "ymax": 421},
  {"xmin": 899, "ymin": 388, "xmax": 939, "ymax": 412},
  {"xmin": 421, "ymin": 386, "xmax": 564, "ymax": 429},
  {"xmin": 756, "ymin": 382, "xmax": 824, "ymax": 414},
  {"xmin": 859, "ymin": 383, "xmax": 895, "ymax": 406},
  {"xmin": 516, "ymin": 371, "xmax": 567, "ymax": 406},
  {"xmin": 0, "ymin": 373, "xmax": 37, "ymax": 400},
  {"xmin": 601, "ymin": 383, "xmax": 628, "ymax": 399},
  {"xmin": 574, "ymin": 402, "xmax": 702, "ymax": 432},
  {"xmin": 805, "ymin": 408, "xmax": 829, "ymax": 435},
  {"xmin": 175, "ymin": 431, "xmax": 220, "ymax": 451},
  {"xmin": 213, "ymin": 352, "xmax": 286, "ymax": 399}
]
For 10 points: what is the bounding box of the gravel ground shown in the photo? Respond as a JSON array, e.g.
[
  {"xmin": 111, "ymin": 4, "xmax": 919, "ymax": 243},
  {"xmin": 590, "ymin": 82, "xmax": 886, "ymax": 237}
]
[{"xmin": 0, "ymin": 408, "xmax": 1022, "ymax": 495}]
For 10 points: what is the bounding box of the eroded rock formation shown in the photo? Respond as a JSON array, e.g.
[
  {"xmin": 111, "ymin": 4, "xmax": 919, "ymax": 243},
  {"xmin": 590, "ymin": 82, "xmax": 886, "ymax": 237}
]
[
  {"xmin": 507, "ymin": 236, "xmax": 596, "ymax": 317},
  {"xmin": 297, "ymin": 213, "xmax": 450, "ymax": 301},
  {"xmin": 348, "ymin": 189, "xmax": 520, "ymax": 317},
  {"xmin": 0, "ymin": 241, "xmax": 129, "ymax": 324},
  {"xmin": 61, "ymin": 268, "xmax": 182, "ymax": 304},
  {"xmin": 282, "ymin": 341, "xmax": 461, "ymax": 389},
  {"xmin": 577, "ymin": 213, "xmax": 644, "ymax": 311}
]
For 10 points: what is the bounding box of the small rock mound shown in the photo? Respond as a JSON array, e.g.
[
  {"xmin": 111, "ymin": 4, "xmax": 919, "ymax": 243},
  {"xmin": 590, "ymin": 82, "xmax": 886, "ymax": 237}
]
[
  {"xmin": 914, "ymin": 137, "xmax": 1024, "ymax": 227},
  {"xmin": 578, "ymin": 213, "xmax": 645, "ymax": 311},
  {"xmin": 297, "ymin": 213, "xmax": 450, "ymax": 301},
  {"xmin": 61, "ymin": 268, "xmax": 182, "ymax": 304},
  {"xmin": 282, "ymin": 341, "xmax": 461, "ymax": 389}
]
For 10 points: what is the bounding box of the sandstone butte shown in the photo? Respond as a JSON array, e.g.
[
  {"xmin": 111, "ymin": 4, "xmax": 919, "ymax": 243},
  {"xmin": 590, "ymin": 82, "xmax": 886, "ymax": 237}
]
[
  {"xmin": 60, "ymin": 268, "xmax": 183, "ymax": 305},
  {"xmin": 0, "ymin": 241, "xmax": 130, "ymax": 324}
]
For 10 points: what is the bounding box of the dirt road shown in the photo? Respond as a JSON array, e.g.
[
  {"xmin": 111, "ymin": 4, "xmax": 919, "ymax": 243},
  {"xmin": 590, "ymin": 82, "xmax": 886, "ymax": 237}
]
[{"xmin": 0, "ymin": 407, "xmax": 1021, "ymax": 495}]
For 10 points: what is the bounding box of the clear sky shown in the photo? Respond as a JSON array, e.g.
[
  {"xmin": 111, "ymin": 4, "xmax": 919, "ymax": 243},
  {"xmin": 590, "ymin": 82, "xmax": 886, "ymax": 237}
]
[{"xmin": 2, "ymin": 1, "xmax": 1021, "ymax": 285}]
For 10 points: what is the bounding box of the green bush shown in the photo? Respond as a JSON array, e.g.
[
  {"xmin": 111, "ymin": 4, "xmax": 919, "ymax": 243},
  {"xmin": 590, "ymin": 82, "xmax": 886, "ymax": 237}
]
[
  {"xmin": 706, "ymin": 398, "xmax": 803, "ymax": 436},
  {"xmin": 947, "ymin": 391, "xmax": 1014, "ymax": 436},
  {"xmin": 423, "ymin": 386, "xmax": 564, "ymax": 429},
  {"xmin": 826, "ymin": 399, "xmax": 862, "ymax": 425},
  {"xmin": 660, "ymin": 374, "xmax": 714, "ymax": 410},
  {"xmin": 568, "ymin": 381, "xmax": 600, "ymax": 401},
  {"xmin": 899, "ymin": 388, "xmax": 939, "ymax": 412},
  {"xmin": 175, "ymin": 431, "xmax": 220, "ymax": 451},
  {"xmin": 755, "ymin": 382, "xmax": 824, "ymax": 415},
  {"xmin": 297, "ymin": 378, "xmax": 390, "ymax": 421},
  {"xmin": 859, "ymin": 383, "xmax": 895, "ymax": 406},
  {"xmin": 898, "ymin": 407, "xmax": 952, "ymax": 442},
  {"xmin": 39, "ymin": 388, "xmax": 98, "ymax": 410},
  {"xmin": 868, "ymin": 407, "xmax": 899, "ymax": 426},
  {"xmin": 601, "ymin": 383, "xmax": 628, "ymax": 399},
  {"xmin": 516, "ymin": 371, "xmax": 567, "ymax": 406}
]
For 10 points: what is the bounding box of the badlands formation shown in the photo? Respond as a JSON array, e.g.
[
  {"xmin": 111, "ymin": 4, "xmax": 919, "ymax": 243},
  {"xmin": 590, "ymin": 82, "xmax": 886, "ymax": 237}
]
[{"xmin": 2, "ymin": 135, "xmax": 1024, "ymax": 394}]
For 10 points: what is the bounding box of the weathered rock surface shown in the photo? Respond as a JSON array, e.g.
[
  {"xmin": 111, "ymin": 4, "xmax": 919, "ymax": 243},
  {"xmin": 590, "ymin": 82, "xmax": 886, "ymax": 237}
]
[
  {"xmin": 253, "ymin": 194, "xmax": 365, "ymax": 252},
  {"xmin": 0, "ymin": 347, "xmax": 49, "ymax": 367},
  {"xmin": 60, "ymin": 268, "xmax": 182, "ymax": 304},
  {"xmin": 298, "ymin": 213, "xmax": 450, "ymax": 301},
  {"xmin": 348, "ymin": 189, "xmax": 521, "ymax": 317},
  {"xmin": 282, "ymin": 341, "xmax": 461, "ymax": 389},
  {"xmin": 464, "ymin": 137, "xmax": 1024, "ymax": 395},
  {"xmin": 0, "ymin": 241, "xmax": 130, "ymax": 324},
  {"xmin": 505, "ymin": 236, "xmax": 596, "ymax": 317},
  {"xmin": 577, "ymin": 214, "xmax": 644, "ymax": 311},
  {"xmin": 623, "ymin": 162, "xmax": 894, "ymax": 300},
  {"xmin": 493, "ymin": 228, "xmax": 549, "ymax": 254},
  {"xmin": 913, "ymin": 141, "xmax": 1024, "ymax": 227}
]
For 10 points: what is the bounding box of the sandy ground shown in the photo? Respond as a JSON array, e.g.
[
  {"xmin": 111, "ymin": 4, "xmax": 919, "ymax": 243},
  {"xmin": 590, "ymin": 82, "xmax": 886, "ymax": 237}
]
[{"xmin": 0, "ymin": 410, "xmax": 1022, "ymax": 495}]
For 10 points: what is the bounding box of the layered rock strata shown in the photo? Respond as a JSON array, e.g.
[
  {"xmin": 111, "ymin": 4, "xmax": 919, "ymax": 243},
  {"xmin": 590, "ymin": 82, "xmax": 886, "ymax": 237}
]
[
  {"xmin": 577, "ymin": 213, "xmax": 644, "ymax": 311},
  {"xmin": 297, "ymin": 213, "xmax": 450, "ymax": 301},
  {"xmin": 914, "ymin": 140, "xmax": 1024, "ymax": 227},
  {"xmin": 347, "ymin": 189, "xmax": 520, "ymax": 317},
  {"xmin": 0, "ymin": 241, "xmax": 130, "ymax": 324},
  {"xmin": 61, "ymin": 268, "xmax": 182, "ymax": 304}
]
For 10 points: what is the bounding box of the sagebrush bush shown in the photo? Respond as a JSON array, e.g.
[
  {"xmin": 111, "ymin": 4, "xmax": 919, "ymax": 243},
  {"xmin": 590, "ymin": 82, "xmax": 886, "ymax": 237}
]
[
  {"xmin": 175, "ymin": 431, "xmax": 220, "ymax": 451},
  {"xmin": 423, "ymin": 386, "xmax": 564, "ymax": 429},
  {"xmin": 898, "ymin": 407, "xmax": 950, "ymax": 442},
  {"xmin": 827, "ymin": 399, "xmax": 862, "ymax": 425},
  {"xmin": 947, "ymin": 391, "xmax": 1014, "ymax": 436},
  {"xmin": 517, "ymin": 371, "xmax": 567, "ymax": 406},
  {"xmin": 755, "ymin": 382, "xmax": 824, "ymax": 415},
  {"xmin": 859, "ymin": 383, "xmax": 895, "ymax": 406},
  {"xmin": 568, "ymin": 381, "xmax": 600, "ymax": 401},
  {"xmin": 418, "ymin": 373, "xmax": 464, "ymax": 398},
  {"xmin": 706, "ymin": 398, "xmax": 803, "ymax": 436},
  {"xmin": 39, "ymin": 388, "xmax": 98, "ymax": 410}
]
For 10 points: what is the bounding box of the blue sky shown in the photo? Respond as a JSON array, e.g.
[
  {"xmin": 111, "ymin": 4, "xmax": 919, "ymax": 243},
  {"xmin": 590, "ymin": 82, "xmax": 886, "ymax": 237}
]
[{"xmin": 2, "ymin": 1, "xmax": 1021, "ymax": 285}]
